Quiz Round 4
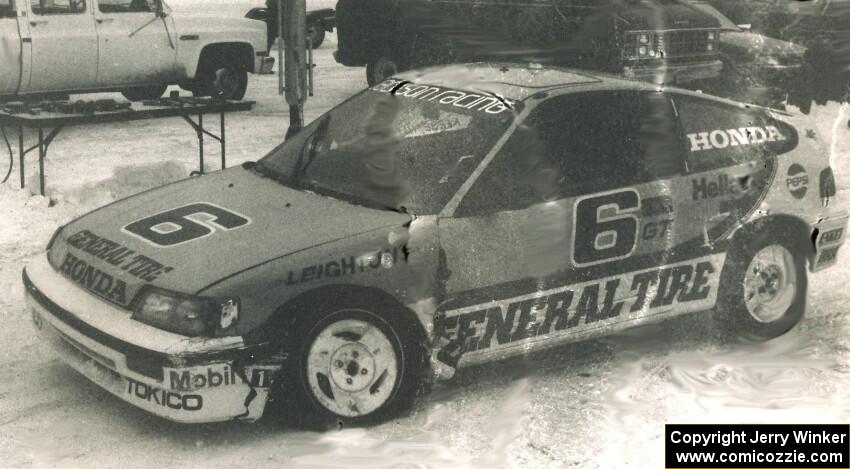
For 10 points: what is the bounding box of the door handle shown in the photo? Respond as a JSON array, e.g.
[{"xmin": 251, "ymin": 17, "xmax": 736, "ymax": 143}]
[
  {"xmin": 29, "ymin": 19, "xmax": 48, "ymax": 25},
  {"xmin": 96, "ymin": 18, "xmax": 115, "ymax": 23}
]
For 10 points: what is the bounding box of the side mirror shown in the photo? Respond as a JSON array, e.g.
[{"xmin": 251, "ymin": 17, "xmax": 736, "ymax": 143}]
[{"xmin": 737, "ymin": 23, "xmax": 752, "ymax": 31}]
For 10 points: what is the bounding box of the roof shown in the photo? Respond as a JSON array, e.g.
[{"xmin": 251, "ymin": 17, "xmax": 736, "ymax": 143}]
[{"xmin": 392, "ymin": 63, "xmax": 609, "ymax": 101}]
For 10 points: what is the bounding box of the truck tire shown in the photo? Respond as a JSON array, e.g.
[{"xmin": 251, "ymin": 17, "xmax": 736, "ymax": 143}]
[
  {"xmin": 715, "ymin": 227, "xmax": 808, "ymax": 342},
  {"xmin": 307, "ymin": 24, "xmax": 326, "ymax": 49},
  {"xmin": 120, "ymin": 86, "xmax": 167, "ymax": 102},
  {"xmin": 274, "ymin": 295, "xmax": 427, "ymax": 428},
  {"xmin": 366, "ymin": 56, "xmax": 401, "ymax": 87},
  {"xmin": 195, "ymin": 59, "xmax": 249, "ymax": 101}
]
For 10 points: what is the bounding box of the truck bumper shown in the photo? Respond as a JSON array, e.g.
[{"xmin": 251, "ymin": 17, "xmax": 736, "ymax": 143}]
[
  {"xmin": 23, "ymin": 255, "xmax": 280, "ymax": 424},
  {"xmin": 623, "ymin": 59, "xmax": 723, "ymax": 84}
]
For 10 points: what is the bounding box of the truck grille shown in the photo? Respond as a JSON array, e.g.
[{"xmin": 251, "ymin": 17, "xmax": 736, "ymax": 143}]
[{"xmin": 658, "ymin": 30, "xmax": 710, "ymax": 57}]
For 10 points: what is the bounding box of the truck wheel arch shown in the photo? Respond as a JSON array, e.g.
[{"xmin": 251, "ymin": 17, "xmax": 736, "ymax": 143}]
[{"xmin": 193, "ymin": 42, "xmax": 255, "ymax": 79}]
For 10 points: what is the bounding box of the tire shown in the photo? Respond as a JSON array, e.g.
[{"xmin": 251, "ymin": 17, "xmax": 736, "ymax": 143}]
[
  {"xmin": 715, "ymin": 228, "xmax": 808, "ymax": 342},
  {"xmin": 121, "ymin": 86, "xmax": 168, "ymax": 102},
  {"xmin": 366, "ymin": 56, "xmax": 401, "ymax": 87},
  {"xmin": 194, "ymin": 60, "xmax": 248, "ymax": 100},
  {"xmin": 307, "ymin": 24, "xmax": 326, "ymax": 49},
  {"xmin": 277, "ymin": 297, "xmax": 426, "ymax": 428}
]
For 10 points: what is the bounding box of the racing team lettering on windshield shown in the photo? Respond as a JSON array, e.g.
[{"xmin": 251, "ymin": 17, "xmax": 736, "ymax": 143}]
[
  {"xmin": 123, "ymin": 203, "xmax": 251, "ymax": 247},
  {"xmin": 372, "ymin": 79, "xmax": 517, "ymax": 115}
]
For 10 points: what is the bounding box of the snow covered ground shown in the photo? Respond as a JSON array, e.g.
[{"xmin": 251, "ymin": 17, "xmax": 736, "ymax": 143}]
[{"xmin": 1, "ymin": 34, "xmax": 849, "ymax": 469}]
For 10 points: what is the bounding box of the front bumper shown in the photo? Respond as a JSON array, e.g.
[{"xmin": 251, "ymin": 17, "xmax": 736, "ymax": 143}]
[
  {"xmin": 623, "ymin": 59, "xmax": 723, "ymax": 84},
  {"xmin": 23, "ymin": 254, "xmax": 279, "ymax": 423}
]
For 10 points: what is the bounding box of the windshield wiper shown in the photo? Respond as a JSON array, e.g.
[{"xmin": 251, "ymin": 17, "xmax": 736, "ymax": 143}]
[{"xmin": 291, "ymin": 114, "xmax": 332, "ymax": 183}]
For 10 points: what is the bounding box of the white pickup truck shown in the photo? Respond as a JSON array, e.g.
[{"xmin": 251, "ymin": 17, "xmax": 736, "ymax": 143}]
[{"xmin": 0, "ymin": 0, "xmax": 273, "ymax": 101}]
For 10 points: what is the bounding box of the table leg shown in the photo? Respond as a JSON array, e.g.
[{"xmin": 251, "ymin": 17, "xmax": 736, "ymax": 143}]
[
  {"xmin": 198, "ymin": 113, "xmax": 204, "ymax": 174},
  {"xmin": 38, "ymin": 127, "xmax": 45, "ymax": 196},
  {"xmin": 220, "ymin": 110, "xmax": 226, "ymax": 169},
  {"xmin": 18, "ymin": 126, "xmax": 24, "ymax": 189}
]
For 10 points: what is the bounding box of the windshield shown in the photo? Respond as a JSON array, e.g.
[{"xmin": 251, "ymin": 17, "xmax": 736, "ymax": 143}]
[
  {"xmin": 256, "ymin": 83, "xmax": 518, "ymax": 214},
  {"xmin": 691, "ymin": 2, "xmax": 740, "ymax": 30}
]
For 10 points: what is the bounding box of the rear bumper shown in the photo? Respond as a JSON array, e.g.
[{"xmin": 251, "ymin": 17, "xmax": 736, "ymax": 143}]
[
  {"xmin": 810, "ymin": 212, "xmax": 849, "ymax": 272},
  {"xmin": 623, "ymin": 59, "xmax": 723, "ymax": 84},
  {"xmin": 23, "ymin": 254, "xmax": 279, "ymax": 423}
]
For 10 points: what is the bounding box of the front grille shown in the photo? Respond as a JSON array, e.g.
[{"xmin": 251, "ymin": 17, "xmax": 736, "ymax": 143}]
[{"xmin": 659, "ymin": 30, "xmax": 710, "ymax": 57}]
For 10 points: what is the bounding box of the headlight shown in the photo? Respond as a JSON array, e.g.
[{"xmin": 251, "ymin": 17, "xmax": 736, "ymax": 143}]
[
  {"xmin": 132, "ymin": 287, "xmax": 237, "ymax": 337},
  {"xmin": 707, "ymin": 32, "xmax": 716, "ymax": 41},
  {"xmin": 639, "ymin": 33, "xmax": 649, "ymax": 44},
  {"xmin": 639, "ymin": 45, "xmax": 648, "ymax": 56},
  {"xmin": 707, "ymin": 43, "xmax": 714, "ymax": 51}
]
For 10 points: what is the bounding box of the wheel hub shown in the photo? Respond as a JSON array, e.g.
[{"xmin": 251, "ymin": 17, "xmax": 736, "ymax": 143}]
[
  {"xmin": 329, "ymin": 343, "xmax": 376, "ymax": 392},
  {"xmin": 743, "ymin": 244, "xmax": 797, "ymax": 323}
]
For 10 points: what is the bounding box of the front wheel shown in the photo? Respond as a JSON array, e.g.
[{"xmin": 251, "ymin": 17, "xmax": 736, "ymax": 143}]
[
  {"xmin": 716, "ymin": 230, "xmax": 808, "ymax": 342},
  {"xmin": 279, "ymin": 303, "xmax": 425, "ymax": 427}
]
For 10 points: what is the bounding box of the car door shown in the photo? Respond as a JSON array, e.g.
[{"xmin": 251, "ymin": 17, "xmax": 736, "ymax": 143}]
[
  {"xmin": 0, "ymin": 0, "xmax": 23, "ymax": 95},
  {"xmin": 436, "ymin": 90, "xmax": 723, "ymax": 366},
  {"xmin": 94, "ymin": 0, "xmax": 176, "ymax": 86},
  {"xmin": 26, "ymin": 0, "xmax": 98, "ymax": 93}
]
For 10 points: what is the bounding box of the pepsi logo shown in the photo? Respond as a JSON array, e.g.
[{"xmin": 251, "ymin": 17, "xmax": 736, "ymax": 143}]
[{"xmin": 786, "ymin": 164, "xmax": 808, "ymax": 199}]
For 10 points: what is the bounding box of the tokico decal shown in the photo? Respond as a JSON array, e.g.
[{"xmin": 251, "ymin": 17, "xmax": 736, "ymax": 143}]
[
  {"xmin": 436, "ymin": 256, "xmax": 722, "ymax": 353},
  {"xmin": 126, "ymin": 378, "xmax": 203, "ymax": 411},
  {"xmin": 687, "ymin": 125, "xmax": 786, "ymax": 152}
]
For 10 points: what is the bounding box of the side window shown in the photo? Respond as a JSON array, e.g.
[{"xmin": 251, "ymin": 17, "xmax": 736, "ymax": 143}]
[
  {"xmin": 456, "ymin": 91, "xmax": 683, "ymax": 217},
  {"xmin": 675, "ymin": 95, "xmax": 798, "ymax": 173},
  {"xmin": 98, "ymin": 0, "xmax": 154, "ymax": 13},
  {"xmin": 32, "ymin": 0, "xmax": 86, "ymax": 14}
]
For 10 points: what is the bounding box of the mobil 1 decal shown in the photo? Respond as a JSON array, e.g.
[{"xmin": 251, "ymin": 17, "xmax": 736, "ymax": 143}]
[{"xmin": 435, "ymin": 254, "xmax": 725, "ymax": 355}]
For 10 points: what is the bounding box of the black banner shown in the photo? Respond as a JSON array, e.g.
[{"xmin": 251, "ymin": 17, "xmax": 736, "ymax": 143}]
[{"xmin": 666, "ymin": 424, "xmax": 850, "ymax": 469}]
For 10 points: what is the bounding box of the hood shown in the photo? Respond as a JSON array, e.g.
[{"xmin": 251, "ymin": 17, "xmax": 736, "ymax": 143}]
[
  {"xmin": 49, "ymin": 167, "xmax": 411, "ymax": 307},
  {"xmin": 720, "ymin": 31, "xmax": 807, "ymax": 61},
  {"xmin": 619, "ymin": 1, "xmax": 721, "ymax": 30}
]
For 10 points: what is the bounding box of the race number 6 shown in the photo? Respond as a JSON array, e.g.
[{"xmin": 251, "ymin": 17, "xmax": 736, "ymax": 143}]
[
  {"xmin": 123, "ymin": 202, "xmax": 250, "ymax": 247},
  {"xmin": 572, "ymin": 189, "xmax": 641, "ymax": 266}
]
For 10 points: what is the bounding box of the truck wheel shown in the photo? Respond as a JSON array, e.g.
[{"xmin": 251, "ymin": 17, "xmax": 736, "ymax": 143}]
[
  {"xmin": 278, "ymin": 300, "xmax": 425, "ymax": 427},
  {"xmin": 121, "ymin": 86, "xmax": 167, "ymax": 102},
  {"xmin": 715, "ymin": 229, "xmax": 808, "ymax": 342},
  {"xmin": 307, "ymin": 24, "xmax": 326, "ymax": 49},
  {"xmin": 366, "ymin": 56, "xmax": 401, "ymax": 87},
  {"xmin": 195, "ymin": 62, "xmax": 248, "ymax": 100}
]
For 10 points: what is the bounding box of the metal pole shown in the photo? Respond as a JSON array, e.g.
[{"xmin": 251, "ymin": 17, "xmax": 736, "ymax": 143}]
[
  {"xmin": 220, "ymin": 110, "xmax": 226, "ymax": 169},
  {"xmin": 38, "ymin": 127, "xmax": 45, "ymax": 196},
  {"xmin": 198, "ymin": 114, "xmax": 204, "ymax": 174},
  {"xmin": 18, "ymin": 126, "xmax": 24, "ymax": 189},
  {"xmin": 284, "ymin": 0, "xmax": 307, "ymax": 140},
  {"xmin": 307, "ymin": 39, "xmax": 314, "ymax": 97},
  {"xmin": 277, "ymin": 0, "xmax": 284, "ymax": 95}
]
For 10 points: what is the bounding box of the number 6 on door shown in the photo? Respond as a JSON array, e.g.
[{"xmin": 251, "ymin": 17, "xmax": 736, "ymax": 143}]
[{"xmin": 572, "ymin": 189, "xmax": 641, "ymax": 266}]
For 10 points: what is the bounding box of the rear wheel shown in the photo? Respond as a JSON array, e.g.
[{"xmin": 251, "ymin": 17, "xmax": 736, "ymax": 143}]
[
  {"xmin": 716, "ymin": 229, "xmax": 808, "ymax": 341},
  {"xmin": 194, "ymin": 59, "xmax": 248, "ymax": 100},
  {"xmin": 121, "ymin": 85, "xmax": 167, "ymax": 101},
  {"xmin": 307, "ymin": 24, "xmax": 326, "ymax": 49},
  {"xmin": 366, "ymin": 56, "xmax": 401, "ymax": 87}
]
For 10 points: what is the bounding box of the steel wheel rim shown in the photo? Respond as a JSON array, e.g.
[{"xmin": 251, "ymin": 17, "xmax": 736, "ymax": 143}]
[
  {"xmin": 743, "ymin": 244, "xmax": 797, "ymax": 323},
  {"xmin": 306, "ymin": 317, "xmax": 399, "ymax": 417},
  {"xmin": 213, "ymin": 68, "xmax": 239, "ymax": 98}
]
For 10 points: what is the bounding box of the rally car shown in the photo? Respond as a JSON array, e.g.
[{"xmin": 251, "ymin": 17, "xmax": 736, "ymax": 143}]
[{"xmin": 23, "ymin": 63, "xmax": 847, "ymax": 426}]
